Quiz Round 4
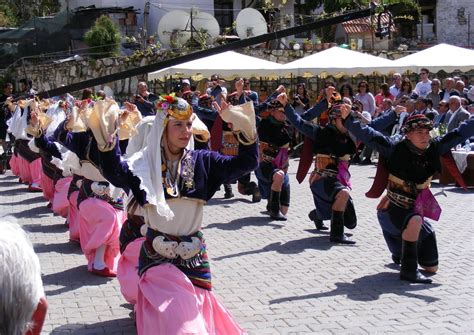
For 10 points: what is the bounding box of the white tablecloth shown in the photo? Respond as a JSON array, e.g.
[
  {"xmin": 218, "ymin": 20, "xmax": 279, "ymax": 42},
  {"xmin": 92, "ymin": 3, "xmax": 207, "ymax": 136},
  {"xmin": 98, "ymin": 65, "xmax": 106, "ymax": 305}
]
[{"xmin": 452, "ymin": 150, "xmax": 473, "ymax": 173}]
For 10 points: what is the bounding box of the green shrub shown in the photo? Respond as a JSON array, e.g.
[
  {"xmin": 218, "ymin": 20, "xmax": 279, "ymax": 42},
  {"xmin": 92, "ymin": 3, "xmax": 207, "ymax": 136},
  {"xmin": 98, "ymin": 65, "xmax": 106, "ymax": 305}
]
[{"xmin": 84, "ymin": 15, "xmax": 120, "ymax": 59}]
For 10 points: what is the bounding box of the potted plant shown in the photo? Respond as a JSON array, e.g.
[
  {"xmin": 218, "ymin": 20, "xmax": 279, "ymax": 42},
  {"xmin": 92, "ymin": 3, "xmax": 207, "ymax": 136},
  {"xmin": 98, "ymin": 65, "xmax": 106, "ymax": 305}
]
[
  {"xmin": 313, "ymin": 36, "xmax": 322, "ymax": 51},
  {"xmin": 303, "ymin": 38, "xmax": 313, "ymax": 51},
  {"xmin": 288, "ymin": 40, "xmax": 296, "ymax": 50}
]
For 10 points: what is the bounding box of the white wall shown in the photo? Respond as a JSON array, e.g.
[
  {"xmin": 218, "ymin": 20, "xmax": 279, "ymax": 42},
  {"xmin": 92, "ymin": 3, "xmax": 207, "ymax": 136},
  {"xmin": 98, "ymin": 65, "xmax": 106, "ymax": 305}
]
[
  {"xmin": 436, "ymin": 0, "xmax": 474, "ymax": 47},
  {"xmin": 60, "ymin": 0, "xmax": 215, "ymax": 38}
]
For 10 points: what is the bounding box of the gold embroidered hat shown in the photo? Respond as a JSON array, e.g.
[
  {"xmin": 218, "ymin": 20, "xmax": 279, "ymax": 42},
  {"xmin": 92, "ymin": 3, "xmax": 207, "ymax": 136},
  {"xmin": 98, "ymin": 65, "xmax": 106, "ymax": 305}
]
[{"xmin": 155, "ymin": 94, "xmax": 192, "ymax": 120}]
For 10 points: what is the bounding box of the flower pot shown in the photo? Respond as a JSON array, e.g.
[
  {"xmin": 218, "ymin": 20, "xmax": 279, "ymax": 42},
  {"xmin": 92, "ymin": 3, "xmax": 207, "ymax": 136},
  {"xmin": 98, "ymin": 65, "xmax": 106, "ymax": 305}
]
[
  {"xmin": 329, "ymin": 42, "xmax": 337, "ymax": 48},
  {"xmin": 303, "ymin": 43, "xmax": 313, "ymax": 51},
  {"xmin": 313, "ymin": 43, "xmax": 323, "ymax": 51},
  {"xmin": 322, "ymin": 43, "xmax": 330, "ymax": 49}
]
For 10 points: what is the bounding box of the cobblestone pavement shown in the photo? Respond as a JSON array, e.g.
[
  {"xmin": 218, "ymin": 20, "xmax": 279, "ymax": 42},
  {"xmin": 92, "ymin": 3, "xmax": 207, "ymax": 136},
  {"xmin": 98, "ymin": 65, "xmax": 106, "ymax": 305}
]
[{"xmin": 1, "ymin": 160, "xmax": 473, "ymax": 335}]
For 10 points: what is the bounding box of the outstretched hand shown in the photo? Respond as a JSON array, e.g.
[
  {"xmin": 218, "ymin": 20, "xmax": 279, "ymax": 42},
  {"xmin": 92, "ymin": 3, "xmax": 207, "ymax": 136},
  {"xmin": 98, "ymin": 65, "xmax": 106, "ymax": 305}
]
[
  {"xmin": 276, "ymin": 85, "xmax": 286, "ymax": 94},
  {"xmin": 340, "ymin": 103, "xmax": 352, "ymax": 119},
  {"xmin": 277, "ymin": 92, "xmax": 288, "ymax": 107},
  {"xmin": 325, "ymin": 86, "xmax": 336, "ymax": 100},
  {"xmin": 30, "ymin": 110, "xmax": 39, "ymax": 126},
  {"xmin": 394, "ymin": 105, "xmax": 407, "ymax": 116}
]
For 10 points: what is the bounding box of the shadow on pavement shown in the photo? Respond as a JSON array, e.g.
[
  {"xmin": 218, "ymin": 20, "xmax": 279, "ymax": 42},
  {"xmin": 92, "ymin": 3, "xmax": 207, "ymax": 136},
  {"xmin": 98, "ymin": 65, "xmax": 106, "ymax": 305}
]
[
  {"xmin": 43, "ymin": 265, "xmax": 115, "ymax": 296},
  {"xmin": 25, "ymin": 222, "xmax": 68, "ymax": 234},
  {"xmin": 1, "ymin": 195, "xmax": 45, "ymax": 206},
  {"xmin": 0, "ymin": 187, "xmax": 36, "ymax": 196},
  {"xmin": 9, "ymin": 205, "xmax": 51, "ymax": 218},
  {"xmin": 51, "ymin": 318, "xmax": 136, "ymax": 334},
  {"xmin": 34, "ymin": 241, "xmax": 82, "ymax": 255},
  {"xmin": 0, "ymin": 180, "xmax": 28, "ymax": 187},
  {"xmin": 205, "ymin": 216, "xmax": 283, "ymax": 231},
  {"xmin": 0, "ymin": 174, "xmax": 19, "ymax": 180},
  {"xmin": 207, "ymin": 197, "xmax": 254, "ymax": 206},
  {"xmin": 214, "ymin": 235, "xmax": 352, "ymax": 261},
  {"xmin": 269, "ymin": 272, "xmax": 441, "ymax": 304}
]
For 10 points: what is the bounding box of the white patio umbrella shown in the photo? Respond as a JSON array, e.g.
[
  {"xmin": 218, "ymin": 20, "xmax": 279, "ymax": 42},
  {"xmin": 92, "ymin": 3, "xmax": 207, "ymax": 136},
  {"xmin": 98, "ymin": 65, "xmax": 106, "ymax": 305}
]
[
  {"xmin": 148, "ymin": 51, "xmax": 284, "ymax": 81},
  {"xmin": 391, "ymin": 43, "xmax": 474, "ymax": 73},
  {"xmin": 280, "ymin": 46, "xmax": 397, "ymax": 78}
]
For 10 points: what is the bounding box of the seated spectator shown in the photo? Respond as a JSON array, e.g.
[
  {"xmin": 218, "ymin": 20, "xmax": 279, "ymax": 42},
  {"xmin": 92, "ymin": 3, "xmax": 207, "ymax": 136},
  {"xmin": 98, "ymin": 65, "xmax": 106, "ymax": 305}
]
[
  {"xmin": 374, "ymin": 83, "xmax": 394, "ymax": 116},
  {"xmin": 0, "ymin": 220, "xmax": 47, "ymax": 335},
  {"xmin": 427, "ymin": 78, "xmax": 442, "ymax": 108},
  {"xmin": 132, "ymin": 81, "xmax": 158, "ymax": 116}
]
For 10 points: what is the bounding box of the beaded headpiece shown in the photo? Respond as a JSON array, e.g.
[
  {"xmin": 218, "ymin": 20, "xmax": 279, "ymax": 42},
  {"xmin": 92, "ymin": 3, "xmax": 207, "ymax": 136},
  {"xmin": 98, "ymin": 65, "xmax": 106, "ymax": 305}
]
[
  {"xmin": 402, "ymin": 114, "xmax": 433, "ymax": 133},
  {"xmin": 155, "ymin": 94, "xmax": 192, "ymax": 120}
]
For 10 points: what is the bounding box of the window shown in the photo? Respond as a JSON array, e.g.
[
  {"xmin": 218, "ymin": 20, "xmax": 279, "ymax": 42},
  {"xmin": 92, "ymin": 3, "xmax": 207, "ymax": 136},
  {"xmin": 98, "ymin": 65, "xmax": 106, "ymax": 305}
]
[{"xmin": 214, "ymin": 0, "xmax": 233, "ymax": 33}]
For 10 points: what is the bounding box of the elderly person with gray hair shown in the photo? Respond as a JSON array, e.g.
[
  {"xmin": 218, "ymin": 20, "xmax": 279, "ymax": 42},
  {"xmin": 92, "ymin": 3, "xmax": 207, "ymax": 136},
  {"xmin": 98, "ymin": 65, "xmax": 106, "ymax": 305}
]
[
  {"xmin": 447, "ymin": 95, "xmax": 470, "ymax": 132},
  {"xmin": 0, "ymin": 220, "xmax": 47, "ymax": 335}
]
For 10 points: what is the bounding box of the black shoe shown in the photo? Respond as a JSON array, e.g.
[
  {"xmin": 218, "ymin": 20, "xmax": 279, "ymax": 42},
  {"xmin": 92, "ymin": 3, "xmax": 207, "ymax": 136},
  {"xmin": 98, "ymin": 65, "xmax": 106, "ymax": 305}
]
[
  {"xmin": 400, "ymin": 240, "xmax": 432, "ymax": 284},
  {"xmin": 329, "ymin": 210, "xmax": 355, "ymax": 244},
  {"xmin": 308, "ymin": 210, "xmax": 328, "ymax": 230},
  {"xmin": 269, "ymin": 190, "xmax": 287, "ymax": 221},
  {"xmin": 352, "ymin": 155, "xmax": 361, "ymax": 164},
  {"xmin": 223, "ymin": 184, "xmax": 234, "ymax": 199},
  {"xmin": 392, "ymin": 254, "xmax": 401, "ymax": 264},
  {"xmin": 250, "ymin": 182, "xmax": 262, "ymax": 203},
  {"xmin": 400, "ymin": 270, "xmax": 432, "ymax": 284}
]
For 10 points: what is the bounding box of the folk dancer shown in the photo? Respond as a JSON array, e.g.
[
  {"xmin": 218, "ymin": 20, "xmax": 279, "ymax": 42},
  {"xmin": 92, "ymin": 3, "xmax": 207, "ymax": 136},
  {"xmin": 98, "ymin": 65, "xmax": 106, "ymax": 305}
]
[
  {"xmin": 342, "ymin": 109, "xmax": 474, "ymax": 283},
  {"xmin": 89, "ymin": 95, "xmax": 257, "ymax": 334},
  {"xmin": 278, "ymin": 92, "xmax": 358, "ymax": 244}
]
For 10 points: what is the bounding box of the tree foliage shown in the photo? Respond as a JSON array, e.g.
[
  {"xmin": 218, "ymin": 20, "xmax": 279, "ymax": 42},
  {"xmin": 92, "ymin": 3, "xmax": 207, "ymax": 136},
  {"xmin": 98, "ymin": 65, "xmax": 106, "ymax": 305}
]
[
  {"xmin": 304, "ymin": 0, "xmax": 420, "ymax": 20},
  {"xmin": 84, "ymin": 15, "xmax": 121, "ymax": 59},
  {"xmin": 0, "ymin": 0, "xmax": 60, "ymax": 27}
]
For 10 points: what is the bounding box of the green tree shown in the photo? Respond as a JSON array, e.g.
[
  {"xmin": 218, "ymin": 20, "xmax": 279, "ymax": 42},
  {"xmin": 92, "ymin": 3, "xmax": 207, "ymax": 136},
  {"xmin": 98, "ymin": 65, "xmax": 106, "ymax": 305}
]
[
  {"xmin": 84, "ymin": 15, "xmax": 121, "ymax": 59},
  {"xmin": 0, "ymin": 0, "xmax": 60, "ymax": 27}
]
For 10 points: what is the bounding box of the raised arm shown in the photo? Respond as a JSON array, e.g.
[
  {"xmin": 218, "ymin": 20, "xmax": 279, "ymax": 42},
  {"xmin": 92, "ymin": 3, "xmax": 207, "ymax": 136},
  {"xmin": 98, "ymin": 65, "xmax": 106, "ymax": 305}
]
[
  {"xmin": 52, "ymin": 120, "xmax": 91, "ymax": 160},
  {"xmin": 93, "ymin": 138, "xmax": 145, "ymax": 203},
  {"xmin": 343, "ymin": 113, "xmax": 394, "ymax": 159},
  {"xmin": 281, "ymin": 97, "xmax": 320, "ymax": 139},
  {"xmin": 301, "ymin": 98, "xmax": 329, "ymax": 121},
  {"xmin": 192, "ymin": 104, "xmax": 218, "ymax": 122},
  {"xmin": 34, "ymin": 133, "xmax": 62, "ymax": 159},
  {"xmin": 369, "ymin": 109, "xmax": 398, "ymax": 132}
]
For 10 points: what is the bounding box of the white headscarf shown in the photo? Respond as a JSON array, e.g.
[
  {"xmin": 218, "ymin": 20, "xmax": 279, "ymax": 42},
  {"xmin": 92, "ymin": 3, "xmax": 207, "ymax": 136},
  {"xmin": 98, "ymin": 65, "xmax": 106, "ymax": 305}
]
[
  {"xmin": 126, "ymin": 98, "xmax": 209, "ymax": 221},
  {"xmin": 127, "ymin": 110, "xmax": 175, "ymax": 220}
]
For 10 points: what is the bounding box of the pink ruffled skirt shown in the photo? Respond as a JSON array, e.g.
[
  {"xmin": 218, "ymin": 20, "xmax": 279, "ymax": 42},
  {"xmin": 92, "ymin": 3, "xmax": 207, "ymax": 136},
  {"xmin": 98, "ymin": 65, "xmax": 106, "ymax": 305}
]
[
  {"xmin": 78, "ymin": 197, "xmax": 124, "ymax": 271},
  {"xmin": 68, "ymin": 190, "xmax": 80, "ymax": 241},
  {"xmin": 136, "ymin": 263, "xmax": 245, "ymax": 335},
  {"xmin": 52, "ymin": 177, "xmax": 72, "ymax": 218},
  {"xmin": 30, "ymin": 158, "xmax": 42, "ymax": 187},
  {"xmin": 9, "ymin": 154, "xmax": 20, "ymax": 176},
  {"xmin": 17, "ymin": 155, "xmax": 32, "ymax": 184},
  {"xmin": 41, "ymin": 172, "xmax": 55, "ymax": 202},
  {"xmin": 117, "ymin": 237, "xmax": 145, "ymax": 305}
]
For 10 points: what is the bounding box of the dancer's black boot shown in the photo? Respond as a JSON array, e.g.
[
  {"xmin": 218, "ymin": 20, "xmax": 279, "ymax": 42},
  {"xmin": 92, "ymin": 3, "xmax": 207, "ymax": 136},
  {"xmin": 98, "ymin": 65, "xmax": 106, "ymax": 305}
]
[
  {"xmin": 329, "ymin": 210, "xmax": 355, "ymax": 244},
  {"xmin": 400, "ymin": 240, "xmax": 432, "ymax": 284},
  {"xmin": 268, "ymin": 190, "xmax": 286, "ymax": 221},
  {"xmin": 223, "ymin": 184, "xmax": 234, "ymax": 199},
  {"xmin": 308, "ymin": 209, "xmax": 328, "ymax": 230}
]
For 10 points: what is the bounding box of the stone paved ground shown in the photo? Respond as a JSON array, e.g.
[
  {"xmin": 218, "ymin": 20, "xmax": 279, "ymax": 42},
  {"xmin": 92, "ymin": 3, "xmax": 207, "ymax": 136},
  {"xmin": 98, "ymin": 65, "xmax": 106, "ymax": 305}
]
[{"xmin": 1, "ymin": 160, "xmax": 473, "ymax": 335}]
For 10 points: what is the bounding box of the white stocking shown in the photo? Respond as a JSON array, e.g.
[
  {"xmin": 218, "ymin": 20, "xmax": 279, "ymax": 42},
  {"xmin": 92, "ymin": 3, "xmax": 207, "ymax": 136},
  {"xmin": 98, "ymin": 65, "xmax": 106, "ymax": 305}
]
[{"xmin": 93, "ymin": 244, "xmax": 106, "ymax": 270}]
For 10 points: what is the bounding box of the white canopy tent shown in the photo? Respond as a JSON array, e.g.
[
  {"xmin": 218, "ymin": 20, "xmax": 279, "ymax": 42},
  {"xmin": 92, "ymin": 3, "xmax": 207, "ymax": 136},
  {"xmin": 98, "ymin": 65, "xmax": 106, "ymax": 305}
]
[
  {"xmin": 391, "ymin": 43, "xmax": 474, "ymax": 73},
  {"xmin": 148, "ymin": 51, "xmax": 284, "ymax": 81},
  {"xmin": 280, "ymin": 46, "xmax": 397, "ymax": 78}
]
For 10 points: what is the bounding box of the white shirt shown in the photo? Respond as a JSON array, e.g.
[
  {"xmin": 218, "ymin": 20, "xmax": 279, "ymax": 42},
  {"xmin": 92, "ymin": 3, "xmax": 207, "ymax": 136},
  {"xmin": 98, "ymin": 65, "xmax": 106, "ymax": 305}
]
[
  {"xmin": 389, "ymin": 84, "xmax": 400, "ymax": 97},
  {"xmin": 414, "ymin": 80, "xmax": 432, "ymax": 98}
]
